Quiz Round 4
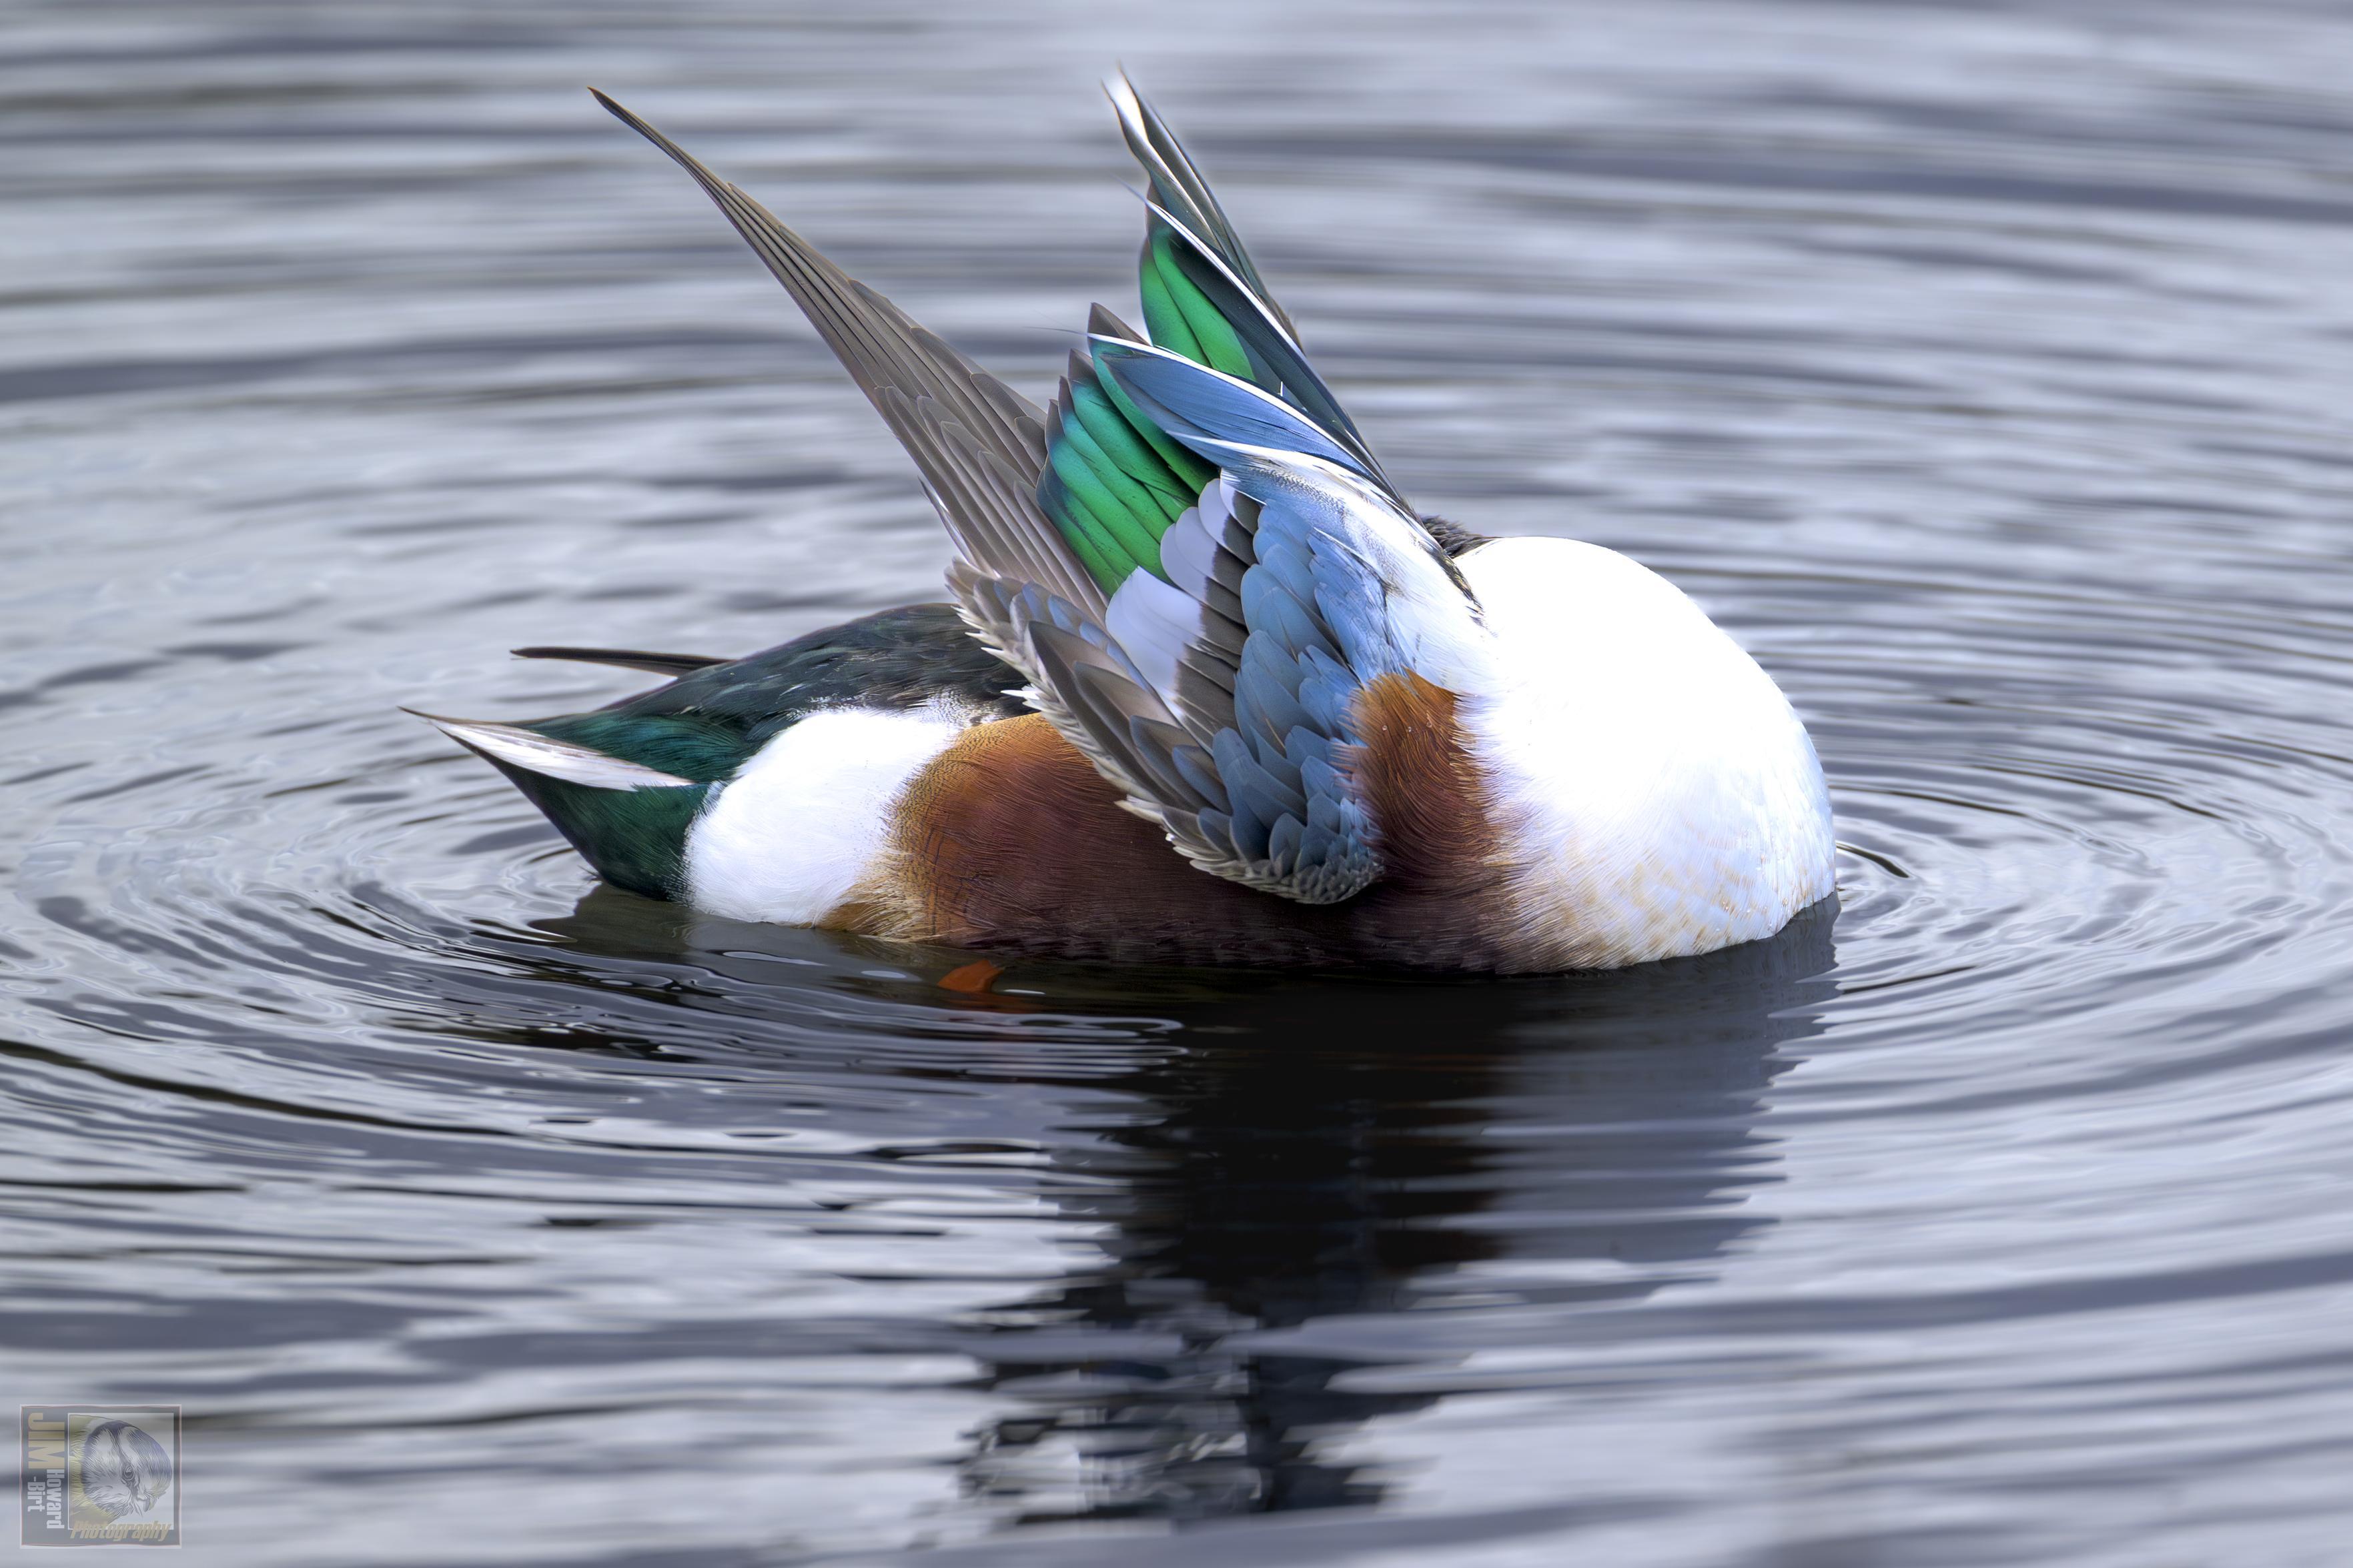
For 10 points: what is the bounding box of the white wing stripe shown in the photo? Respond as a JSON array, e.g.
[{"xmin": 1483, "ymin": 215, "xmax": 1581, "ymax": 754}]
[{"xmin": 1103, "ymin": 570, "xmax": 1205, "ymax": 708}]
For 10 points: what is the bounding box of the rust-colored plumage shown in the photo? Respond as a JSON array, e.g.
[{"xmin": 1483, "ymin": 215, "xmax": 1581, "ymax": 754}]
[
  {"xmin": 827, "ymin": 678, "xmax": 1528, "ymax": 971},
  {"xmin": 426, "ymin": 86, "xmax": 1839, "ymax": 973},
  {"xmin": 1347, "ymin": 671, "xmax": 1504, "ymax": 900}
]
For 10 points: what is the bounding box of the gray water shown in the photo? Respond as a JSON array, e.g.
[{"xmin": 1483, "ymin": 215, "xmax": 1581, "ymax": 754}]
[{"xmin": 8, "ymin": 1, "xmax": 2353, "ymax": 1562}]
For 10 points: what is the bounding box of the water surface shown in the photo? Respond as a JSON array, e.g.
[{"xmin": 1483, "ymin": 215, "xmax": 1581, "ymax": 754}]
[{"xmin": 7, "ymin": 1, "xmax": 2353, "ymax": 1562}]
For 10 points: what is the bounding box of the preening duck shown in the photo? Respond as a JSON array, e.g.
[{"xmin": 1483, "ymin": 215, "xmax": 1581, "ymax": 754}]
[{"xmin": 415, "ymin": 79, "xmax": 1837, "ymax": 972}]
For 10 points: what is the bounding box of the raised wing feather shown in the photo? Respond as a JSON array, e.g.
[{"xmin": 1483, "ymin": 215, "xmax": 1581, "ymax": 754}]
[
  {"xmin": 942, "ymin": 80, "xmax": 1478, "ymax": 902},
  {"xmin": 591, "ymin": 89, "xmax": 1102, "ymax": 619},
  {"xmin": 957, "ymin": 339, "xmax": 1485, "ymax": 904},
  {"xmin": 1105, "ymin": 74, "xmax": 1285, "ymax": 328},
  {"xmin": 597, "ymin": 80, "xmax": 1480, "ymax": 907},
  {"xmin": 1106, "ymin": 74, "xmax": 1391, "ymax": 489}
]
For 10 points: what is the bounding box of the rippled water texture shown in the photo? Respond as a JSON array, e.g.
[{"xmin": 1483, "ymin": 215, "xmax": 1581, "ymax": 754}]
[{"xmin": 9, "ymin": 2, "xmax": 2353, "ymax": 1562}]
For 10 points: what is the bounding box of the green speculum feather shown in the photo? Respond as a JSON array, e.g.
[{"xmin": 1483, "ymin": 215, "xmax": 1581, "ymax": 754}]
[
  {"xmin": 1145, "ymin": 229, "xmax": 1257, "ymax": 381},
  {"xmin": 1040, "ymin": 466, "xmax": 1136, "ymax": 592},
  {"xmin": 1068, "ymin": 381, "xmax": 1192, "ymax": 512},
  {"xmin": 1037, "ymin": 214, "xmax": 1290, "ymax": 596},
  {"xmin": 1048, "ymin": 434, "xmax": 1161, "ymax": 579},
  {"xmin": 1136, "ymin": 257, "xmax": 1207, "ymax": 365},
  {"xmin": 1090, "ymin": 357, "xmax": 1218, "ymax": 494},
  {"xmin": 1058, "ymin": 410, "xmax": 1185, "ymax": 548}
]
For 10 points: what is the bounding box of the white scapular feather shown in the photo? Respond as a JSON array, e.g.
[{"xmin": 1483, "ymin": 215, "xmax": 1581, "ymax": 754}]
[
  {"xmin": 1155, "ymin": 504, "xmax": 1217, "ymax": 594},
  {"xmin": 1103, "ymin": 569, "xmax": 1204, "ymax": 707},
  {"xmin": 1154, "ymin": 478, "xmax": 1238, "ymax": 596},
  {"xmin": 683, "ymin": 704, "xmax": 972, "ymax": 924},
  {"xmin": 425, "ymin": 717, "xmax": 696, "ymax": 791}
]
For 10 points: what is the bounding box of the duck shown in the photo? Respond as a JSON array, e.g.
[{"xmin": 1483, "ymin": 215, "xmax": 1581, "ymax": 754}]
[{"xmin": 413, "ymin": 79, "xmax": 1837, "ymax": 972}]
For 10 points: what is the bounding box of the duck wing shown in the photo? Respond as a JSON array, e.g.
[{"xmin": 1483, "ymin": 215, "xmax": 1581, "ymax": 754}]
[
  {"xmin": 970, "ymin": 337, "xmax": 1484, "ymax": 905},
  {"xmin": 598, "ymin": 82, "xmax": 1481, "ymax": 907},
  {"xmin": 592, "ymin": 89, "xmax": 1101, "ymax": 618},
  {"xmin": 1101, "ymin": 75, "xmax": 1390, "ymax": 492}
]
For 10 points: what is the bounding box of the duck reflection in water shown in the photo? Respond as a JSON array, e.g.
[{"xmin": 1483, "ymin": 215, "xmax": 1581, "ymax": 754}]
[
  {"xmin": 500, "ymin": 887, "xmax": 1832, "ymax": 1528},
  {"xmin": 951, "ymin": 904, "xmax": 1837, "ymax": 1526}
]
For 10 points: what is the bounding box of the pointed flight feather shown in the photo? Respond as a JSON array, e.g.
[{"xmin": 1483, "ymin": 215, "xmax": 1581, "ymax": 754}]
[
  {"xmin": 408, "ymin": 712, "xmax": 698, "ymax": 790},
  {"xmin": 1137, "ymin": 197, "xmax": 1384, "ymax": 481},
  {"xmin": 510, "ymin": 646, "xmax": 727, "ymax": 677},
  {"xmin": 1089, "ymin": 335, "xmax": 1374, "ymax": 482},
  {"xmin": 590, "ymin": 88, "xmax": 1103, "ymax": 620},
  {"xmin": 1106, "ymin": 73, "xmax": 1291, "ymax": 333}
]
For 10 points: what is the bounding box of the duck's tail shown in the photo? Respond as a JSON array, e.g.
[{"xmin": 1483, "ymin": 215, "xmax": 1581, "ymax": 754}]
[{"xmin": 406, "ymin": 710, "xmax": 713, "ymax": 899}]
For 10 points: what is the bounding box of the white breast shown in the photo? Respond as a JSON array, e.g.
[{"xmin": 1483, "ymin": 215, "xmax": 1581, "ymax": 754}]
[
  {"xmin": 684, "ymin": 704, "xmax": 973, "ymax": 924},
  {"xmin": 1454, "ymin": 536, "xmax": 1837, "ymax": 966}
]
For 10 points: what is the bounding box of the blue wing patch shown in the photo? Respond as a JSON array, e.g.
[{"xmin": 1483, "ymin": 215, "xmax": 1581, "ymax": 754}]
[{"xmin": 955, "ymin": 340, "xmax": 1480, "ymax": 906}]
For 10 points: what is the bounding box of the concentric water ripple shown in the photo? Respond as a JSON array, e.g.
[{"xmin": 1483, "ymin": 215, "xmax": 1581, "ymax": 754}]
[{"xmin": 8, "ymin": 2, "xmax": 2353, "ymax": 1564}]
